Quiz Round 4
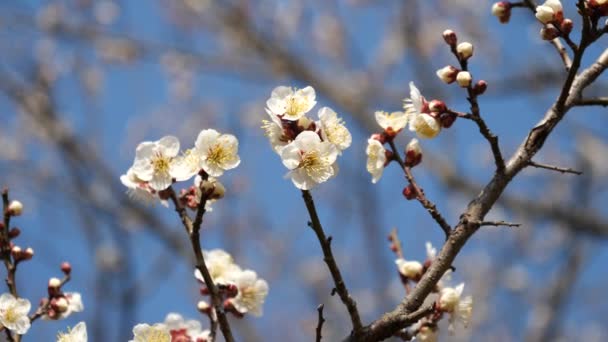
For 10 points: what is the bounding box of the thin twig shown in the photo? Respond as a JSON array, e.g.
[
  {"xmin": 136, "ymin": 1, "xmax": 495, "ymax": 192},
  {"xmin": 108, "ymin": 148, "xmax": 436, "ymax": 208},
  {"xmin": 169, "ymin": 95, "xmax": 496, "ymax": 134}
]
[
  {"xmin": 550, "ymin": 38, "xmax": 572, "ymax": 71},
  {"xmin": 168, "ymin": 188, "xmax": 235, "ymax": 342},
  {"xmin": 572, "ymin": 97, "xmax": 608, "ymax": 107},
  {"xmin": 315, "ymin": 304, "xmax": 326, "ymax": 342},
  {"xmin": 388, "ymin": 228, "xmax": 404, "ymax": 259},
  {"xmin": 473, "ymin": 220, "xmax": 521, "ymax": 228},
  {"xmin": 387, "ymin": 141, "xmax": 452, "ymax": 240},
  {"xmin": 301, "ymin": 190, "xmax": 363, "ymax": 336},
  {"xmin": 528, "ymin": 161, "xmax": 583, "ymax": 175}
]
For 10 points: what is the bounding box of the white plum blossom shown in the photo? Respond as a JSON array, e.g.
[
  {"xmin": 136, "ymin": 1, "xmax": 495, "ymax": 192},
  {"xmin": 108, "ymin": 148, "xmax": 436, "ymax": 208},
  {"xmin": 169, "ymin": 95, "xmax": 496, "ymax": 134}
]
[
  {"xmin": 130, "ymin": 136, "xmax": 183, "ymax": 191},
  {"xmin": 439, "ymin": 283, "xmax": 473, "ymax": 333},
  {"xmin": 120, "ymin": 167, "xmax": 163, "ymax": 206},
  {"xmin": 317, "ymin": 107, "xmax": 352, "ymax": 152},
  {"xmin": 129, "ymin": 323, "xmax": 170, "ymax": 342},
  {"xmin": 0, "ymin": 293, "xmax": 31, "ymax": 335},
  {"xmin": 404, "ymin": 82, "xmax": 441, "ymax": 139},
  {"xmin": 163, "ymin": 313, "xmax": 210, "ymax": 341},
  {"xmin": 56, "ymin": 322, "xmax": 87, "ymax": 342},
  {"xmin": 261, "ymin": 109, "xmax": 288, "ymax": 153},
  {"xmin": 374, "ymin": 111, "xmax": 409, "ymax": 133},
  {"xmin": 366, "ymin": 138, "xmax": 386, "ymax": 184},
  {"xmin": 280, "ymin": 131, "xmax": 339, "ymax": 190},
  {"xmin": 227, "ymin": 270, "xmax": 269, "ymax": 317},
  {"xmin": 43, "ymin": 292, "xmax": 84, "ymax": 320},
  {"xmin": 395, "ymin": 259, "xmax": 423, "ymax": 279},
  {"xmin": 535, "ymin": 0, "xmax": 563, "ymax": 24},
  {"xmin": 266, "ymin": 86, "xmax": 316, "ymax": 121},
  {"xmin": 194, "ymin": 249, "xmax": 242, "ymax": 285},
  {"xmin": 194, "ymin": 129, "xmax": 240, "ymax": 177}
]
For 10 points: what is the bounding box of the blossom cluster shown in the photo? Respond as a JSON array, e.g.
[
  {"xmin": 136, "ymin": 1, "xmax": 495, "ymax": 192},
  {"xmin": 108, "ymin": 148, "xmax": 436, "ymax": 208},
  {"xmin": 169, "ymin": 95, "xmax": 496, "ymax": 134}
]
[
  {"xmin": 121, "ymin": 129, "xmax": 240, "ymax": 205},
  {"xmin": 390, "ymin": 239, "xmax": 473, "ymax": 340},
  {"xmin": 130, "ymin": 313, "xmax": 210, "ymax": 342},
  {"xmin": 262, "ymin": 86, "xmax": 352, "ymax": 190},
  {"xmin": 492, "ymin": 0, "xmax": 607, "ymax": 25},
  {"xmin": 194, "ymin": 249, "xmax": 269, "ymax": 317}
]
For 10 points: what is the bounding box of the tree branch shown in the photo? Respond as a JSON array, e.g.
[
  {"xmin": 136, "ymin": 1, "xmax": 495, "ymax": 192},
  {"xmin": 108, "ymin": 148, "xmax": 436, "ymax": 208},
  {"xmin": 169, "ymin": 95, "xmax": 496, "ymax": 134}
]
[
  {"xmin": 527, "ymin": 161, "xmax": 583, "ymax": 175},
  {"xmin": 315, "ymin": 304, "xmax": 326, "ymax": 342},
  {"xmin": 571, "ymin": 97, "xmax": 608, "ymax": 107}
]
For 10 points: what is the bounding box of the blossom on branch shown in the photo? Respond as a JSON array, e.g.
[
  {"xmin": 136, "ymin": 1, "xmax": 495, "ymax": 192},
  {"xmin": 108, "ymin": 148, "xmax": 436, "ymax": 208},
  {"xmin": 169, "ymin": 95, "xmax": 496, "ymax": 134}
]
[
  {"xmin": 56, "ymin": 322, "xmax": 87, "ymax": 342},
  {"xmin": 438, "ymin": 283, "xmax": 473, "ymax": 333},
  {"xmin": 194, "ymin": 129, "xmax": 241, "ymax": 177},
  {"xmin": 194, "ymin": 249, "xmax": 242, "ymax": 286},
  {"xmin": 227, "ymin": 270, "xmax": 269, "ymax": 317},
  {"xmin": 0, "ymin": 293, "xmax": 31, "ymax": 335},
  {"xmin": 404, "ymin": 82, "xmax": 441, "ymax": 139},
  {"xmin": 266, "ymin": 86, "xmax": 317, "ymax": 121},
  {"xmin": 318, "ymin": 107, "xmax": 352, "ymax": 152},
  {"xmin": 129, "ymin": 323, "xmax": 170, "ymax": 342},
  {"xmin": 366, "ymin": 138, "xmax": 387, "ymax": 184},
  {"xmin": 374, "ymin": 110, "xmax": 409, "ymax": 135},
  {"xmin": 535, "ymin": 0, "xmax": 564, "ymax": 24},
  {"xmin": 130, "ymin": 136, "xmax": 182, "ymax": 191}
]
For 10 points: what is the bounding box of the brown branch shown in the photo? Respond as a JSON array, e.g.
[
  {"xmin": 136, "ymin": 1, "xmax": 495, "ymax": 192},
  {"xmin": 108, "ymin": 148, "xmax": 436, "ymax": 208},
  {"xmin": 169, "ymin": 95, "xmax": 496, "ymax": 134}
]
[
  {"xmin": 550, "ymin": 38, "xmax": 572, "ymax": 71},
  {"xmin": 301, "ymin": 190, "xmax": 363, "ymax": 336},
  {"xmin": 168, "ymin": 188, "xmax": 235, "ymax": 342},
  {"xmin": 315, "ymin": 304, "xmax": 326, "ymax": 342},
  {"xmin": 527, "ymin": 161, "xmax": 583, "ymax": 175},
  {"xmin": 473, "ymin": 220, "xmax": 521, "ymax": 228},
  {"xmin": 387, "ymin": 140, "xmax": 452, "ymax": 240},
  {"xmin": 571, "ymin": 97, "xmax": 608, "ymax": 107}
]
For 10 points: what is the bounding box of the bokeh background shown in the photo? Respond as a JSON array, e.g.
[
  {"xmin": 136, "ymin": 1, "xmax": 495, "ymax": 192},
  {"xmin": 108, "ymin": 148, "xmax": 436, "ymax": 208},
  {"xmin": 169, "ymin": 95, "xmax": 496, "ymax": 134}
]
[{"xmin": 0, "ymin": 0, "xmax": 607, "ymax": 341}]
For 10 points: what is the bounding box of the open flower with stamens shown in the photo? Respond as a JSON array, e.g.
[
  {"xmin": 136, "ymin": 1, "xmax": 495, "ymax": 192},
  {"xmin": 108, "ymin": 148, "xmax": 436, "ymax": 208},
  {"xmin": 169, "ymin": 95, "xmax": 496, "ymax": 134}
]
[
  {"xmin": 194, "ymin": 129, "xmax": 240, "ymax": 177},
  {"xmin": 404, "ymin": 82, "xmax": 441, "ymax": 139},
  {"xmin": 318, "ymin": 107, "xmax": 352, "ymax": 152},
  {"xmin": 266, "ymin": 86, "xmax": 316, "ymax": 121},
  {"xmin": 227, "ymin": 270, "xmax": 269, "ymax": 317},
  {"xmin": 130, "ymin": 136, "xmax": 182, "ymax": 191},
  {"xmin": 0, "ymin": 293, "xmax": 31, "ymax": 335},
  {"xmin": 374, "ymin": 111, "xmax": 409, "ymax": 134},
  {"xmin": 439, "ymin": 283, "xmax": 473, "ymax": 333},
  {"xmin": 366, "ymin": 138, "xmax": 387, "ymax": 184},
  {"xmin": 194, "ymin": 249, "xmax": 242, "ymax": 286},
  {"xmin": 280, "ymin": 131, "xmax": 339, "ymax": 190},
  {"xmin": 129, "ymin": 323, "xmax": 170, "ymax": 342},
  {"xmin": 56, "ymin": 322, "xmax": 87, "ymax": 342}
]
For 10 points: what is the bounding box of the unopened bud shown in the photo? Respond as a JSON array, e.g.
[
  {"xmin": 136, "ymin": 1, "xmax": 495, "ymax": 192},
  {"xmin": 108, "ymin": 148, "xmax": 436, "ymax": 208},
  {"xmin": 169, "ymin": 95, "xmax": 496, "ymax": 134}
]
[
  {"xmin": 404, "ymin": 139, "xmax": 423, "ymax": 168},
  {"xmin": 60, "ymin": 262, "xmax": 72, "ymax": 275},
  {"xmin": 370, "ymin": 133, "xmax": 386, "ymax": 144},
  {"xmin": 8, "ymin": 228, "xmax": 20, "ymax": 239},
  {"xmin": 10, "ymin": 246, "xmax": 21, "ymax": 259},
  {"xmin": 428, "ymin": 100, "xmax": 447, "ymax": 113},
  {"xmin": 442, "ymin": 29, "xmax": 457, "ymax": 46},
  {"xmin": 456, "ymin": 42, "xmax": 474, "ymax": 60},
  {"xmin": 23, "ymin": 247, "xmax": 34, "ymax": 260},
  {"xmin": 456, "ymin": 71, "xmax": 472, "ymax": 88},
  {"xmin": 200, "ymin": 286, "xmax": 210, "ymax": 296},
  {"xmin": 535, "ymin": 5, "xmax": 556, "ymax": 24},
  {"xmin": 7, "ymin": 201, "xmax": 23, "ymax": 216},
  {"xmin": 473, "ymin": 80, "xmax": 488, "ymax": 95},
  {"xmin": 540, "ymin": 24, "xmax": 560, "ymax": 40},
  {"xmin": 402, "ymin": 185, "xmax": 417, "ymax": 200},
  {"xmin": 210, "ymin": 181, "xmax": 225, "ymax": 200},
  {"xmin": 436, "ymin": 65, "xmax": 459, "ymax": 84},
  {"xmin": 48, "ymin": 277, "xmax": 61, "ymax": 289},
  {"xmin": 439, "ymin": 112, "xmax": 457, "ymax": 129},
  {"xmin": 396, "ymin": 259, "xmax": 423, "ymax": 279},
  {"xmin": 560, "ymin": 19, "xmax": 573, "ymax": 35},
  {"xmin": 492, "ymin": 2, "xmax": 512, "ymax": 23},
  {"xmin": 197, "ymin": 300, "xmax": 211, "ymax": 313},
  {"xmin": 52, "ymin": 297, "xmax": 69, "ymax": 313},
  {"xmin": 225, "ymin": 283, "xmax": 239, "ymax": 298}
]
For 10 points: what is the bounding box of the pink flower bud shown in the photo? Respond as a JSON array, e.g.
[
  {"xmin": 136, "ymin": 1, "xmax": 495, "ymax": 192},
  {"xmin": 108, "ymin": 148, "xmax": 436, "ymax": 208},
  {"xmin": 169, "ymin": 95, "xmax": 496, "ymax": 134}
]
[
  {"xmin": 61, "ymin": 261, "xmax": 72, "ymax": 275},
  {"xmin": 442, "ymin": 29, "xmax": 457, "ymax": 46},
  {"xmin": 456, "ymin": 71, "xmax": 472, "ymax": 88},
  {"xmin": 404, "ymin": 139, "xmax": 423, "ymax": 167},
  {"xmin": 540, "ymin": 24, "xmax": 560, "ymax": 40},
  {"xmin": 456, "ymin": 42, "xmax": 474, "ymax": 60},
  {"xmin": 8, "ymin": 228, "xmax": 20, "ymax": 239},
  {"xmin": 473, "ymin": 80, "xmax": 488, "ymax": 95},
  {"xmin": 560, "ymin": 19, "xmax": 573, "ymax": 35},
  {"xmin": 10, "ymin": 246, "xmax": 21, "ymax": 259},
  {"xmin": 23, "ymin": 247, "xmax": 34, "ymax": 260},
  {"xmin": 197, "ymin": 300, "xmax": 211, "ymax": 313},
  {"xmin": 52, "ymin": 297, "xmax": 69, "ymax": 313},
  {"xmin": 370, "ymin": 133, "xmax": 386, "ymax": 144},
  {"xmin": 402, "ymin": 185, "xmax": 417, "ymax": 200},
  {"xmin": 436, "ymin": 65, "xmax": 459, "ymax": 84},
  {"xmin": 428, "ymin": 100, "xmax": 447, "ymax": 113}
]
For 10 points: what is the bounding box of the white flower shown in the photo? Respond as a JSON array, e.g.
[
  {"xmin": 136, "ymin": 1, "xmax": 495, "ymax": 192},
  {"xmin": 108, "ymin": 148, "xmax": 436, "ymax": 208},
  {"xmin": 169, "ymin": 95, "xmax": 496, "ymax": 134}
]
[
  {"xmin": 261, "ymin": 109, "xmax": 288, "ymax": 153},
  {"xmin": 120, "ymin": 167, "xmax": 158, "ymax": 205},
  {"xmin": 405, "ymin": 138, "xmax": 422, "ymax": 167},
  {"xmin": 366, "ymin": 138, "xmax": 386, "ymax": 184},
  {"xmin": 395, "ymin": 259, "xmax": 423, "ymax": 278},
  {"xmin": 374, "ymin": 111, "xmax": 409, "ymax": 132},
  {"xmin": 130, "ymin": 136, "xmax": 182, "ymax": 191},
  {"xmin": 228, "ymin": 270, "xmax": 269, "ymax": 317},
  {"xmin": 439, "ymin": 283, "xmax": 473, "ymax": 333},
  {"xmin": 425, "ymin": 242, "xmax": 437, "ymax": 261},
  {"xmin": 129, "ymin": 323, "xmax": 170, "ymax": 342},
  {"xmin": 57, "ymin": 322, "xmax": 87, "ymax": 342},
  {"xmin": 456, "ymin": 71, "xmax": 472, "ymax": 88},
  {"xmin": 456, "ymin": 42, "xmax": 474, "ymax": 60},
  {"xmin": 280, "ymin": 131, "xmax": 339, "ymax": 190},
  {"xmin": 163, "ymin": 313, "xmax": 209, "ymax": 341},
  {"xmin": 436, "ymin": 65, "xmax": 459, "ymax": 84},
  {"xmin": 44, "ymin": 292, "xmax": 84, "ymax": 320},
  {"xmin": 404, "ymin": 82, "xmax": 441, "ymax": 139},
  {"xmin": 266, "ymin": 86, "xmax": 316, "ymax": 121},
  {"xmin": 0, "ymin": 293, "xmax": 31, "ymax": 334},
  {"xmin": 170, "ymin": 148, "xmax": 203, "ymax": 182},
  {"xmin": 535, "ymin": 0, "xmax": 562, "ymax": 24},
  {"xmin": 318, "ymin": 107, "xmax": 351, "ymax": 152},
  {"xmin": 492, "ymin": 2, "xmax": 509, "ymax": 17},
  {"xmin": 8, "ymin": 201, "xmax": 23, "ymax": 216},
  {"xmin": 194, "ymin": 249, "xmax": 242, "ymax": 285},
  {"xmin": 194, "ymin": 129, "xmax": 240, "ymax": 177},
  {"xmin": 416, "ymin": 326, "xmax": 438, "ymax": 342}
]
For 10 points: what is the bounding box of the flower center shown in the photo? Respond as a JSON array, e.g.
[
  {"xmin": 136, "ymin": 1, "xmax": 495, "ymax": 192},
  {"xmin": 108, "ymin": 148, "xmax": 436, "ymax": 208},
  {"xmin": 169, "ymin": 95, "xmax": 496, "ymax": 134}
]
[
  {"xmin": 141, "ymin": 329, "xmax": 170, "ymax": 342},
  {"xmin": 239, "ymin": 286, "xmax": 258, "ymax": 309},
  {"xmin": 325, "ymin": 119, "xmax": 348, "ymax": 145},
  {"xmin": 285, "ymin": 96, "xmax": 308, "ymax": 117},
  {"xmin": 300, "ymin": 151, "xmax": 326, "ymax": 177},
  {"xmin": 151, "ymin": 153, "xmax": 171, "ymax": 174},
  {"xmin": 207, "ymin": 144, "xmax": 230, "ymax": 166},
  {"xmin": 4, "ymin": 306, "xmax": 18, "ymax": 324}
]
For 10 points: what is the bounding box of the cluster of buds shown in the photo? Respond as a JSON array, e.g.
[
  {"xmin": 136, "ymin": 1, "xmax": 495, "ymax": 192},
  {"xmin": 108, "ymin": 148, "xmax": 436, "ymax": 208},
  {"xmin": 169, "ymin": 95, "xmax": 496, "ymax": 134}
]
[
  {"xmin": 534, "ymin": 0, "xmax": 573, "ymax": 40},
  {"xmin": 492, "ymin": 2, "xmax": 512, "ymax": 23},
  {"xmin": 438, "ymin": 30, "xmax": 487, "ymax": 96},
  {"xmin": 585, "ymin": 0, "xmax": 608, "ymax": 17},
  {"xmin": 1, "ymin": 198, "xmax": 34, "ymax": 265},
  {"xmin": 40, "ymin": 263, "xmax": 83, "ymax": 320},
  {"xmin": 389, "ymin": 238, "xmax": 473, "ymax": 338},
  {"xmin": 179, "ymin": 172, "xmax": 225, "ymax": 212}
]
